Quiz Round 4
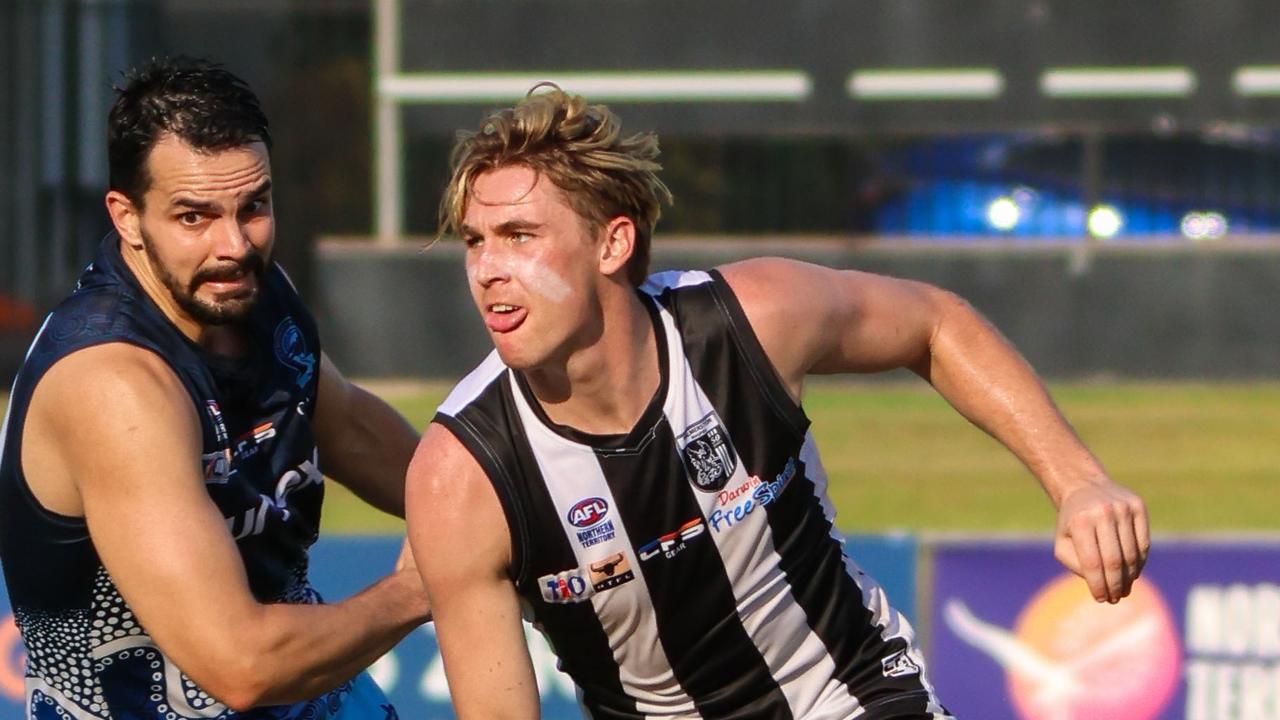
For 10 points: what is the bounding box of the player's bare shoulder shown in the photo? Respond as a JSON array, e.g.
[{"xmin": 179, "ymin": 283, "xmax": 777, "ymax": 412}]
[
  {"xmin": 407, "ymin": 423, "xmax": 491, "ymax": 517},
  {"xmin": 718, "ymin": 256, "xmax": 812, "ymax": 299},
  {"xmin": 34, "ymin": 342, "xmax": 190, "ymax": 422},
  {"xmin": 23, "ymin": 342, "xmax": 197, "ymax": 514},
  {"xmin": 716, "ymin": 257, "xmax": 838, "ymax": 393},
  {"xmin": 406, "ymin": 422, "xmax": 514, "ymax": 578}
]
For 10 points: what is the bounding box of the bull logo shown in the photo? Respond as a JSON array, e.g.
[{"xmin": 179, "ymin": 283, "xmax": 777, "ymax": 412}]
[
  {"xmin": 590, "ymin": 554, "xmax": 625, "ymax": 577},
  {"xmin": 588, "ymin": 553, "xmax": 635, "ymax": 593}
]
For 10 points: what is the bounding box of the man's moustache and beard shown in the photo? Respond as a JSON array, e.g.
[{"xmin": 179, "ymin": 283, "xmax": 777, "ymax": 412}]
[{"xmin": 141, "ymin": 228, "xmax": 268, "ymax": 326}]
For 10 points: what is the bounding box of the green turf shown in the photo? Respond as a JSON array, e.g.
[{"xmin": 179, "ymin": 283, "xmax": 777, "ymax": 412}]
[
  {"xmin": 5, "ymin": 382, "xmax": 1277, "ymax": 534},
  {"xmin": 315, "ymin": 380, "xmax": 1280, "ymax": 535},
  {"xmin": 802, "ymin": 380, "xmax": 1280, "ymax": 533}
]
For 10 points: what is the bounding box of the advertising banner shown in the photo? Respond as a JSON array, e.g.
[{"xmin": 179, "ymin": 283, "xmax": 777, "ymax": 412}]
[
  {"xmin": 307, "ymin": 534, "xmax": 918, "ymax": 719},
  {"xmin": 0, "ymin": 533, "xmax": 916, "ymax": 719},
  {"xmin": 928, "ymin": 538, "xmax": 1280, "ymax": 720},
  {"xmin": 0, "ymin": 589, "xmax": 22, "ymax": 717}
]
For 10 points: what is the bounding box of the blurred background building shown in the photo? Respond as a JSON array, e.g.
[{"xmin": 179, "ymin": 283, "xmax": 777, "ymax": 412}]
[
  {"xmin": 4, "ymin": 0, "xmax": 1280, "ymax": 381},
  {"xmin": 3, "ymin": 6, "xmax": 1278, "ymax": 719}
]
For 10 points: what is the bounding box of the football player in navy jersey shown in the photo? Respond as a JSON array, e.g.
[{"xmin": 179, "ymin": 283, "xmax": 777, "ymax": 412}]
[
  {"xmin": 0, "ymin": 58, "xmax": 427, "ymax": 718},
  {"xmin": 405, "ymin": 87, "xmax": 1150, "ymax": 719}
]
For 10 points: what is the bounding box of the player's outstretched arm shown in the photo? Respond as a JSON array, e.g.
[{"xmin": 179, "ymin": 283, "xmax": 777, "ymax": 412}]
[
  {"xmin": 25, "ymin": 344, "xmax": 430, "ymax": 711},
  {"xmin": 718, "ymin": 257, "xmax": 1149, "ymax": 604},
  {"xmin": 406, "ymin": 422, "xmax": 540, "ymax": 719},
  {"xmin": 313, "ymin": 352, "xmax": 419, "ymax": 517}
]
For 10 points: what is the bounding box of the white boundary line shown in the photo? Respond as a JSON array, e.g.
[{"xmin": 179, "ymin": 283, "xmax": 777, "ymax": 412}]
[
  {"xmin": 1233, "ymin": 66, "xmax": 1280, "ymax": 96},
  {"xmin": 1041, "ymin": 67, "xmax": 1196, "ymax": 98},
  {"xmin": 378, "ymin": 71, "xmax": 813, "ymax": 103},
  {"xmin": 848, "ymin": 69, "xmax": 1004, "ymax": 100}
]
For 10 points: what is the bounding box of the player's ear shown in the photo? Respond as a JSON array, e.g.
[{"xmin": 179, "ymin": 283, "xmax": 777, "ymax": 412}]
[
  {"xmin": 598, "ymin": 216, "xmax": 635, "ymax": 278},
  {"xmin": 106, "ymin": 190, "xmax": 145, "ymax": 250}
]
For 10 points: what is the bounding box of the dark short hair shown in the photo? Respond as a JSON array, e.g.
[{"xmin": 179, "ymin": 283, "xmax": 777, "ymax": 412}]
[{"xmin": 108, "ymin": 57, "xmax": 271, "ymax": 207}]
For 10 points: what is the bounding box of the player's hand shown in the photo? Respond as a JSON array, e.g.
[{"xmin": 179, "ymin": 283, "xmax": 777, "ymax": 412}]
[
  {"xmin": 395, "ymin": 536, "xmax": 416, "ymax": 574},
  {"xmin": 1052, "ymin": 479, "xmax": 1150, "ymax": 604},
  {"xmin": 392, "ymin": 537, "xmax": 432, "ymax": 622}
]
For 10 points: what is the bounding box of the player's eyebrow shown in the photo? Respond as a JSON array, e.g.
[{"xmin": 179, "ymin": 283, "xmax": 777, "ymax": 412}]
[
  {"xmin": 168, "ymin": 178, "xmax": 273, "ymax": 212},
  {"xmin": 169, "ymin": 196, "xmax": 218, "ymax": 213},
  {"xmin": 492, "ymin": 220, "xmax": 542, "ymax": 235},
  {"xmin": 459, "ymin": 219, "xmax": 543, "ymax": 237}
]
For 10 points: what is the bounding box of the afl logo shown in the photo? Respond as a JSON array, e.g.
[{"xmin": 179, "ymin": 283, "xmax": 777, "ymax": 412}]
[{"xmin": 567, "ymin": 498, "xmax": 609, "ymax": 528}]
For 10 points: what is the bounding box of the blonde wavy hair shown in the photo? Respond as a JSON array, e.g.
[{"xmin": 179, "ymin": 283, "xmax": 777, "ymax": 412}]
[{"xmin": 439, "ymin": 85, "xmax": 673, "ymax": 286}]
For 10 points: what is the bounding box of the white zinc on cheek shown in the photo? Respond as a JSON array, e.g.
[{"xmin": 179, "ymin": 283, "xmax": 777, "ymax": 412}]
[
  {"xmin": 508, "ymin": 254, "xmax": 573, "ymax": 303},
  {"xmin": 465, "ymin": 257, "xmax": 481, "ymax": 287}
]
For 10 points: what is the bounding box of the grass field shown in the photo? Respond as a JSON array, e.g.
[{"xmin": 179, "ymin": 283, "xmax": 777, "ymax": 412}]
[
  {"xmin": 312, "ymin": 380, "xmax": 1280, "ymax": 535},
  {"xmin": 5, "ymin": 381, "xmax": 1277, "ymax": 535}
]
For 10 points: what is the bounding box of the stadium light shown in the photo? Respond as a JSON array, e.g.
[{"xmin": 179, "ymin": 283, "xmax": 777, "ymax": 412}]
[
  {"xmin": 1180, "ymin": 211, "xmax": 1228, "ymax": 240},
  {"xmin": 1087, "ymin": 205, "xmax": 1124, "ymax": 240},
  {"xmin": 986, "ymin": 196, "xmax": 1021, "ymax": 232}
]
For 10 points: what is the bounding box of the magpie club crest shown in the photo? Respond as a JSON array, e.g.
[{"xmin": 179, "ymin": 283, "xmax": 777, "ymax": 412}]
[{"xmin": 677, "ymin": 413, "xmax": 737, "ymax": 492}]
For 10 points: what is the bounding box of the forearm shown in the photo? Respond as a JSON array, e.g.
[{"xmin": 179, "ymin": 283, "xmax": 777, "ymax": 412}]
[
  {"xmin": 921, "ymin": 296, "xmax": 1106, "ymax": 505},
  {"xmin": 250, "ymin": 570, "xmax": 429, "ymax": 705},
  {"xmin": 432, "ymin": 592, "xmax": 539, "ymax": 718},
  {"xmin": 322, "ymin": 386, "xmax": 419, "ymax": 517}
]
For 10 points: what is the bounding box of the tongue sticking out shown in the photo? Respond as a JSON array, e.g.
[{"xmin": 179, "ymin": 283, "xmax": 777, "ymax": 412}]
[{"xmin": 486, "ymin": 306, "xmax": 527, "ymax": 333}]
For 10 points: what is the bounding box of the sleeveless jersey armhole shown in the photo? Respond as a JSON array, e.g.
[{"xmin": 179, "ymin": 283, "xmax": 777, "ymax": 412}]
[
  {"xmin": 705, "ymin": 269, "xmax": 810, "ymax": 439},
  {"xmin": 432, "ymin": 412, "xmax": 530, "ymax": 586},
  {"xmin": 6, "ymin": 336, "xmax": 182, "ymax": 528}
]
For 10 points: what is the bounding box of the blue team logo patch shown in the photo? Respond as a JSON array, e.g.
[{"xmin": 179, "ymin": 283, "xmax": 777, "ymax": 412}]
[
  {"xmin": 274, "ymin": 317, "xmax": 316, "ymax": 389},
  {"xmin": 677, "ymin": 414, "xmax": 737, "ymax": 492}
]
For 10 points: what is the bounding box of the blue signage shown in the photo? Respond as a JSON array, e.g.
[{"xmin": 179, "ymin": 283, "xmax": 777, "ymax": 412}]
[{"xmin": 0, "ymin": 533, "xmax": 918, "ymax": 718}]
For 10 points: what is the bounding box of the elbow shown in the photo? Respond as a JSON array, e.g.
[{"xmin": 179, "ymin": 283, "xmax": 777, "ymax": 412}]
[
  {"xmin": 218, "ymin": 689, "xmax": 265, "ymax": 715},
  {"xmin": 199, "ymin": 655, "xmax": 275, "ymax": 713},
  {"xmin": 926, "ymin": 285, "xmax": 975, "ymax": 319},
  {"xmin": 181, "ymin": 636, "xmax": 281, "ymax": 712},
  {"xmin": 912, "ymin": 286, "xmax": 982, "ymax": 376},
  {"xmin": 926, "ymin": 286, "xmax": 990, "ymax": 343}
]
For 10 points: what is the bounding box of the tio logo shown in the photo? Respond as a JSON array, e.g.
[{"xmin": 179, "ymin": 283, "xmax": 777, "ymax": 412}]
[
  {"xmin": 945, "ymin": 575, "xmax": 1181, "ymax": 720},
  {"xmin": 538, "ymin": 570, "xmax": 592, "ymax": 604}
]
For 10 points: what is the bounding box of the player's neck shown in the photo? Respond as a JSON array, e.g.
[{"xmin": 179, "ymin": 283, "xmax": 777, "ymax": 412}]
[{"xmin": 525, "ymin": 291, "xmax": 659, "ymax": 435}]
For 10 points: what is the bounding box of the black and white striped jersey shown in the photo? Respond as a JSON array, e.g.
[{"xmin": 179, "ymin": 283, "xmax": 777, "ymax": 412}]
[{"xmin": 435, "ymin": 270, "xmax": 952, "ymax": 720}]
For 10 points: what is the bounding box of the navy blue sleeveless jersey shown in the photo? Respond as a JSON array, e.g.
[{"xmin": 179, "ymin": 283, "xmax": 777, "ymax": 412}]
[
  {"xmin": 437, "ymin": 271, "xmax": 952, "ymax": 719},
  {"xmin": 0, "ymin": 235, "xmax": 378, "ymax": 719}
]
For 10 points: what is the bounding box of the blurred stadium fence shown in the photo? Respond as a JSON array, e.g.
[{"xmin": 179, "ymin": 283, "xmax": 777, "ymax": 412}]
[
  {"xmin": 7, "ymin": 1, "xmax": 1280, "ymax": 387},
  {"xmin": 316, "ymin": 237, "xmax": 1280, "ymax": 379}
]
